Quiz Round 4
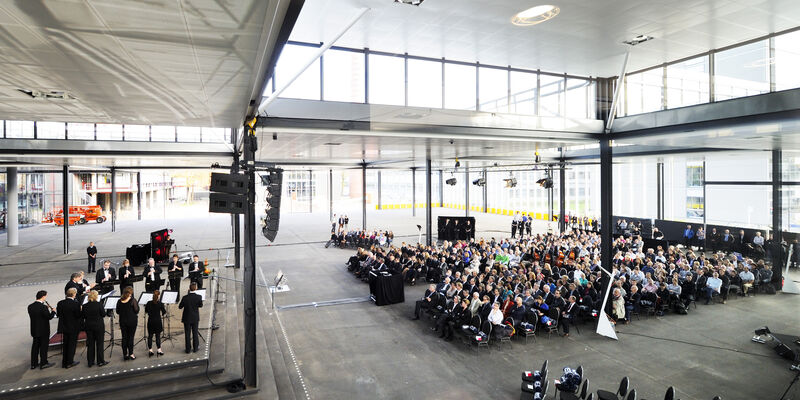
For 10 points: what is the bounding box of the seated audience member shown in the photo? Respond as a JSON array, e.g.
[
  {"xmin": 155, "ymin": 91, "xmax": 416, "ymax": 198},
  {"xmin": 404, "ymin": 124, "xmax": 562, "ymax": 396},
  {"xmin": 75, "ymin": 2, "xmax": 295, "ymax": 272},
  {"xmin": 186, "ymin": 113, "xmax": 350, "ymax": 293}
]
[
  {"xmin": 704, "ymin": 271, "xmax": 723, "ymax": 304},
  {"xmin": 412, "ymin": 285, "xmax": 437, "ymax": 320},
  {"xmin": 739, "ymin": 268, "xmax": 755, "ymax": 296}
]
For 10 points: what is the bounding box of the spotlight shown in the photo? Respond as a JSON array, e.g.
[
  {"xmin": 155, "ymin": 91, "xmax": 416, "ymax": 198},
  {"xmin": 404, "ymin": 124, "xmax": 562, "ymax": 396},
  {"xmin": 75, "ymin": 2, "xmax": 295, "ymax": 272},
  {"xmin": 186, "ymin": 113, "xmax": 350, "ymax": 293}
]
[
  {"xmin": 536, "ymin": 177, "xmax": 553, "ymax": 189},
  {"xmin": 754, "ymin": 327, "xmax": 771, "ymax": 336},
  {"xmin": 503, "ymin": 177, "xmax": 518, "ymax": 188},
  {"xmin": 446, "ymin": 178, "xmax": 457, "ymax": 186},
  {"xmin": 272, "ymin": 133, "xmax": 278, "ymax": 140},
  {"xmin": 454, "ymin": 158, "xmax": 460, "ymax": 169},
  {"xmin": 472, "ymin": 178, "xmax": 486, "ymax": 186}
]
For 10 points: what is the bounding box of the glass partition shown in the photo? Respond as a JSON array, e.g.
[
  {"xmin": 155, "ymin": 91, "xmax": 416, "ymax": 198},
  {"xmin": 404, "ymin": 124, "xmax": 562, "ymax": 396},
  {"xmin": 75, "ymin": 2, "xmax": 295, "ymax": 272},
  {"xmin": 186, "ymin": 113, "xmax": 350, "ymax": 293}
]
[
  {"xmin": 407, "ymin": 59, "xmax": 442, "ymax": 108},
  {"xmin": 323, "ymin": 49, "xmax": 365, "ymax": 103},
  {"xmin": 714, "ymin": 40, "xmax": 770, "ymax": 101},
  {"xmin": 368, "ymin": 54, "xmax": 405, "ymax": 106},
  {"xmin": 444, "ymin": 63, "xmax": 476, "ymax": 110}
]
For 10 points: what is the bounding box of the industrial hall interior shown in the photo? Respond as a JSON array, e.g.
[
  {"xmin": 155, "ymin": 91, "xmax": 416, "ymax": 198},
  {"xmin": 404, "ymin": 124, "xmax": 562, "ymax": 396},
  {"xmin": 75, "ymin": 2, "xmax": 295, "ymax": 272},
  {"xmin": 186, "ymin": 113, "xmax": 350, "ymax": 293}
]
[{"xmin": 2, "ymin": 0, "xmax": 800, "ymax": 399}]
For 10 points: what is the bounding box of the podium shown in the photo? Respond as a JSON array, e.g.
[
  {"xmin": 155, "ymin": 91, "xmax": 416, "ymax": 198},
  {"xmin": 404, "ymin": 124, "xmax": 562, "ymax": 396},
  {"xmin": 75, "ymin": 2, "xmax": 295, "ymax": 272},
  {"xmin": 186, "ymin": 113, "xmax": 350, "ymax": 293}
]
[{"xmin": 368, "ymin": 271, "xmax": 404, "ymax": 306}]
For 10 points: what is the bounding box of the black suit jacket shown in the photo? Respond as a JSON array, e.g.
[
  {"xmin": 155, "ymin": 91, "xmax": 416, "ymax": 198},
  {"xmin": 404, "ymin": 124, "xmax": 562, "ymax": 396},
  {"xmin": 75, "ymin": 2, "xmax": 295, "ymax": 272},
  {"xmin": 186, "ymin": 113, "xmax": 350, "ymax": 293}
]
[
  {"xmin": 144, "ymin": 265, "xmax": 163, "ymax": 284},
  {"xmin": 96, "ymin": 267, "xmax": 117, "ymax": 284},
  {"xmin": 87, "ymin": 246, "xmax": 97, "ymax": 258},
  {"xmin": 179, "ymin": 293, "xmax": 203, "ymax": 324},
  {"xmin": 65, "ymin": 280, "xmax": 84, "ymax": 297},
  {"xmin": 57, "ymin": 298, "xmax": 82, "ymax": 333},
  {"xmin": 28, "ymin": 301, "xmax": 55, "ymax": 337},
  {"xmin": 81, "ymin": 301, "xmax": 106, "ymax": 331}
]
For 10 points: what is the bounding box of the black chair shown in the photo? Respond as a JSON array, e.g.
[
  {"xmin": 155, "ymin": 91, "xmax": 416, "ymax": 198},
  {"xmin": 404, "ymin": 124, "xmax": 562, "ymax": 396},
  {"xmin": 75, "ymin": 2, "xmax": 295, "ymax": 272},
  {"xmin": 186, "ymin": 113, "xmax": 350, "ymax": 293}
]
[
  {"xmin": 663, "ymin": 386, "xmax": 675, "ymax": 400},
  {"xmin": 597, "ymin": 376, "xmax": 629, "ymax": 400},
  {"xmin": 624, "ymin": 389, "xmax": 636, "ymax": 400},
  {"xmin": 498, "ymin": 317, "xmax": 514, "ymax": 348},
  {"xmin": 518, "ymin": 311, "xmax": 538, "ymax": 344},
  {"xmin": 560, "ymin": 378, "xmax": 589, "ymax": 400},
  {"xmin": 460, "ymin": 314, "xmax": 481, "ymax": 346},
  {"xmin": 545, "ymin": 307, "xmax": 560, "ymax": 339},
  {"xmin": 586, "ymin": 394, "xmax": 594, "ymax": 400},
  {"xmin": 476, "ymin": 320, "xmax": 491, "ymax": 350}
]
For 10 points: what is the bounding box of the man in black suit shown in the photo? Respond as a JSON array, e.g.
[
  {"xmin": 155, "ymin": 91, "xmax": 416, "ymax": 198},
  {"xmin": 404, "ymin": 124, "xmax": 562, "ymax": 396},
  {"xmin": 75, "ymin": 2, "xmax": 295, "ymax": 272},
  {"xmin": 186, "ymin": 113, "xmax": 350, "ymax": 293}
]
[
  {"xmin": 412, "ymin": 284, "xmax": 437, "ymax": 320},
  {"xmin": 95, "ymin": 260, "xmax": 117, "ymax": 294},
  {"xmin": 57, "ymin": 288, "xmax": 82, "ymax": 368},
  {"xmin": 188, "ymin": 255, "xmax": 204, "ymax": 290},
  {"xmin": 87, "ymin": 242, "xmax": 98, "ymax": 273},
  {"xmin": 144, "ymin": 257, "xmax": 162, "ymax": 293},
  {"xmin": 65, "ymin": 272, "xmax": 94, "ymax": 302},
  {"xmin": 167, "ymin": 254, "xmax": 183, "ymax": 298},
  {"xmin": 28, "ymin": 290, "xmax": 56, "ymax": 370},
  {"xmin": 179, "ymin": 283, "xmax": 203, "ymax": 353},
  {"xmin": 560, "ymin": 296, "xmax": 578, "ymax": 336}
]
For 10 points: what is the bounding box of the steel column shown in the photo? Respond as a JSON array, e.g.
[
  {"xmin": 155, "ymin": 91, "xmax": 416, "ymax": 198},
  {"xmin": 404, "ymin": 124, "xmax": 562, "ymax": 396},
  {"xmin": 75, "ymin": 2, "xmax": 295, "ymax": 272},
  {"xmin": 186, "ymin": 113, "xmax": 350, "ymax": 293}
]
[
  {"xmin": 600, "ymin": 139, "xmax": 613, "ymax": 281},
  {"xmin": 137, "ymin": 172, "xmax": 142, "ymax": 221},
  {"xmin": 411, "ymin": 167, "xmax": 416, "ymax": 217},
  {"xmin": 6, "ymin": 167, "xmax": 18, "ymax": 246},
  {"xmin": 362, "ymin": 164, "xmax": 367, "ymax": 230},
  {"xmin": 329, "ymin": 169, "xmax": 333, "ymax": 221},
  {"xmin": 63, "ymin": 165, "xmax": 70, "ymax": 254},
  {"xmin": 377, "ymin": 171, "xmax": 382, "ymax": 210},
  {"xmin": 439, "ymin": 170, "xmax": 443, "ymax": 206},
  {"xmin": 656, "ymin": 162, "xmax": 664, "ymax": 220},
  {"xmin": 559, "ymin": 165, "xmax": 566, "ymax": 233},
  {"xmin": 702, "ymin": 160, "xmax": 707, "ymax": 234},
  {"xmin": 308, "ymin": 169, "xmax": 313, "ymax": 213},
  {"xmin": 242, "ymin": 131, "xmax": 257, "ymax": 387},
  {"xmin": 232, "ymin": 132, "xmax": 241, "ymax": 269},
  {"xmin": 773, "ymin": 149, "xmax": 782, "ymax": 244},
  {"xmin": 464, "ymin": 164, "xmax": 470, "ymax": 217},
  {"xmin": 482, "ymin": 169, "xmax": 488, "ymax": 213},
  {"xmin": 111, "ymin": 167, "xmax": 117, "ymax": 232},
  {"xmin": 425, "ymin": 159, "xmax": 432, "ymax": 246}
]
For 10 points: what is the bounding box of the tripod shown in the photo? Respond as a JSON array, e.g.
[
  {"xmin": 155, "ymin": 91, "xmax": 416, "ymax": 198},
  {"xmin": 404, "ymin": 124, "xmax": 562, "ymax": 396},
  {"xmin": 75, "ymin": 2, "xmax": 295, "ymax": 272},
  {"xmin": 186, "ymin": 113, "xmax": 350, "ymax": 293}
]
[{"xmin": 160, "ymin": 304, "xmax": 176, "ymax": 348}]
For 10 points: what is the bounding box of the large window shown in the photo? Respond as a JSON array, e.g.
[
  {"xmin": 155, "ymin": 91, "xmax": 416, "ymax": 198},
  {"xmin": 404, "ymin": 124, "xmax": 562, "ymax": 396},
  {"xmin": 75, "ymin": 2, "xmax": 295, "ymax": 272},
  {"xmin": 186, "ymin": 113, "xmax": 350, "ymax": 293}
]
[
  {"xmin": 151, "ymin": 125, "xmax": 175, "ymax": 142},
  {"xmin": 666, "ymin": 57, "xmax": 710, "ymax": 108},
  {"xmin": 176, "ymin": 126, "xmax": 201, "ymax": 142},
  {"xmin": 407, "ymin": 59, "xmax": 442, "ymax": 108},
  {"xmin": 566, "ymin": 78, "xmax": 593, "ymax": 119},
  {"xmin": 37, "ymin": 121, "xmax": 65, "ymax": 139},
  {"xmin": 323, "ymin": 49, "xmax": 365, "ymax": 103},
  {"xmin": 5, "ymin": 121, "xmax": 34, "ymax": 138},
  {"xmin": 122, "ymin": 125, "xmax": 146, "ymax": 141},
  {"xmin": 714, "ymin": 40, "xmax": 770, "ymax": 101},
  {"xmin": 509, "ymin": 71, "xmax": 537, "ymax": 115},
  {"xmin": 96, "ymin": 124, "xmax": 123, "ymax": 140},
  {"xmin": 478, "ymin": 67, "xmax": 508, "ymax": 113},
  {"xmin": 275, "ymin": 44, "xmax": 321, "ymax": 100},
  {"xmin": 539, "ymin": 74, "xmax": 564, "ymax": 116},
  {"xmin": 67, "ymin": 123, "xmax": 94, "ymax": 140},
  {"xmin": 444, "ymin": 63, "xmax": 476, "ymax": 110},
  {"xmin": 368, "ymin": 54, "xmax": 405, "ymax": 106},
  {"xmin": 774, "ymin": 31, "xmax": 800, "ymax": 91},
  {"xmin": 625, "ymin": 69, "xmax": 663, "ymax": 115}
]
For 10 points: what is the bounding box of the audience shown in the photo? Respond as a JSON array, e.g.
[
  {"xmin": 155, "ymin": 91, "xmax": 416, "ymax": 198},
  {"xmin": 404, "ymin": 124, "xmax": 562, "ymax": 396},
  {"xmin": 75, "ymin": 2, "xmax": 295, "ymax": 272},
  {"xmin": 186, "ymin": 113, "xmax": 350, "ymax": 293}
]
[{"xmin": 344, "ymin": 225, "xmax": 778, "ymax": 343}]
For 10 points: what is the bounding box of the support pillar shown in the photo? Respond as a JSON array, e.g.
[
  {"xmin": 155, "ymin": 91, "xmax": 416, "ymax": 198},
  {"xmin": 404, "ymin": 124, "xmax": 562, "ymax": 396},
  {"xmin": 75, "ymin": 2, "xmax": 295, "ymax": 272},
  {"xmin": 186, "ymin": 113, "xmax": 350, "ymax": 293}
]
[
  {"xmin": 362, "ymin": 164, "xmax": 367, "ymax": 230},
  {"xmin": 656, "ymin": 162, "xmax": 664, "ymax": 220},
  {"xmin": 411, "ymin": 168, "xmax": 416, "ymax": 217},
  {"xmin": 425, "ymin": 159, "xmax": 432, "ymax": 246},
  {"xmin": 137, "ymin": 172, "xmax": 142, "ymax": 221},
  {"xmin": 242, "ymin": 130, "xmax": 257, "ymax": 387},
  {"xmin": 464, "ymin": 165, "xmax": 469, "ymax": 217},
  {"xmin": 232, "ymin": 132, "xmax": 241, "ymax": 269},
  {"xmin": 6, "ymin": 167, "xmax": 18, "ymax": 246},
  {"xmin": 600, "ymin": 139, "xmax": 613, "ymax": 282},
  {"xmin": 377, "ymin": 171, "xmax": 382, "ymax": 210},
  {"xmin": 482, "ymin": 169, "xmax": 487, "ymax": 213},
  {"xmin": 111, "ymin": 167, "xmax": 117, "ymax": 232},
  {"xmin": 63, "ymin": 165, "xmax": 70, "ymax": 254},
  {"xmin": 559, "ymin": 165, "xmax": 566, "ymax": 233},
  {"xmin": 773, "ymin": 149, "xmax": 783, "ymax": 244},
  {"xmin": 329, "ymin": 169, "xmax": 333, "ymax": 221},
  {"xmin": 702, "ymin": 160, "xmax": 707, "ymax": 234},
  {"xmin": 438, "ymin": 170, "xmax": 443, "ymax": 206},
  {"xmin": 308, "ymin": 169, "xmax": 313, "ymax": 213}
]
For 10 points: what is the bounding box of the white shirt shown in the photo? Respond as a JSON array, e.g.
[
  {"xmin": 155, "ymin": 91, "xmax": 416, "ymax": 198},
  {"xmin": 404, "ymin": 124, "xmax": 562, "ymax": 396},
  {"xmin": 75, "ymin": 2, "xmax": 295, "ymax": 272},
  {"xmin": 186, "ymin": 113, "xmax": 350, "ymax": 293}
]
[{"xmin": 488, "ymin": 308, "xmax": 504, "ymax": 325}]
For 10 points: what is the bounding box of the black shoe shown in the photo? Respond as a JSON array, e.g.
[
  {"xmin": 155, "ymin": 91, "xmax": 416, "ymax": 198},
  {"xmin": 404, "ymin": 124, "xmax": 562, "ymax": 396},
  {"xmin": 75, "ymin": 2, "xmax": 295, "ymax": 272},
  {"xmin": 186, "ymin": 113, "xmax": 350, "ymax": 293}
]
[
  {"xmin": 149, "ymin": 351, "xmax": 154, "ymax": 358},
  {"xmin": 157, "ymin": 350, "xmax": 164, "ymax": 356},
  {"xmin": 185, "ymin": 349, "xmax": 191, "ymax": 354},
  {"xmin": 411, "ymin": 317, "xmax": 420, "ymax": 320},
  {"xmin": 31, "ymin": 365, "xmax": 38, "ymax": 370},
  {"xmin": 40, "ymin": 362, "xmax": 54, "ymax": 370},
  {"xmin": 123, "ymin": 355, "xmax": 130, "ymax": 361},
  {"xmin": 66, "ymin": 361, "xmax": 80, "ymax": 369},
  {"xmin": 129, "ymin": 355, "xmax": 136, "ymax": 360},
  {"xmin": 97, "ymin": 361, "xmax": 108, "ymax": 367},
  {"xmin": 87, "ymin": 363, "xmax": 93, "ymax": 368},
  {"xmin": 444, "ymin": 336, "xmax": 453, "ymax": 342},
  {"xmin": 192, "ymin": 349, "xmax": 198, "ymax": 353}
]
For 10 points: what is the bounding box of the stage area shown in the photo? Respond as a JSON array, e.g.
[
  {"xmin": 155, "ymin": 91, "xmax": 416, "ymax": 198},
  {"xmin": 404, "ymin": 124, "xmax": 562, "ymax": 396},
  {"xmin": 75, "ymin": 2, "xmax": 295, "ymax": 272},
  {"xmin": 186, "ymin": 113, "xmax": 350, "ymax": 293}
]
[{"xmin": 1, "ymin": 210, "xmax": 799, "ymax": 399}]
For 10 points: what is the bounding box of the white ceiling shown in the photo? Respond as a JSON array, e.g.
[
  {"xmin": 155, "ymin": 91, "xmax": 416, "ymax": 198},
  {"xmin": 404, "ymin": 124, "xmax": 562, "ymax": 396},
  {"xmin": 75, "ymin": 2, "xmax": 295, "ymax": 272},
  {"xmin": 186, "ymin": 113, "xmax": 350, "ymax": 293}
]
[
  {"xmin": 289, "ymin": 0, "xmax": 800, "ymax": 77},
  {"xmin": 0, "ymin": 0, "xmax": 277, "ymax": 127}
]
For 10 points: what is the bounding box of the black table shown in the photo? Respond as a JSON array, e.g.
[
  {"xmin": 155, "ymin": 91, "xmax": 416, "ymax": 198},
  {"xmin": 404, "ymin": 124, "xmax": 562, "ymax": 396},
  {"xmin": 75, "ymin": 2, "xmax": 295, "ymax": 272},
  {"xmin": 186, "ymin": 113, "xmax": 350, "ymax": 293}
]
[{"xmin": 368, "ymin": 272, "xmax": 404, "ymax": 306}]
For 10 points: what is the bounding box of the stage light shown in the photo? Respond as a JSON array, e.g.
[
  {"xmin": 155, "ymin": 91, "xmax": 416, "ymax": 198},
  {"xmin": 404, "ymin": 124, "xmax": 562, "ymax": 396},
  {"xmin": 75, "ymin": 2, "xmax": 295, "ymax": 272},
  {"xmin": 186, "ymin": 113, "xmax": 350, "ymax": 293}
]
[
  {"xmin": 536, "ymin": 177, "xmax": 553, "ymax": 189},
  {"xmin": 472, "ymin": 178, "xmax": 485, "ymax": 186},
  {"xmin": 454, "ymin": 158, "xmax": 460, "ymax": 169},
  {"xmin": 754, "ymin": 327, "xmax": 771, "ymax": 336},
  {"xmin": 446, "ymin": 178, "xmax": 457, "ymax": 186},
  {"xmin": 503, "ymin": 177, "xmax": 518, "ymax": 188}
]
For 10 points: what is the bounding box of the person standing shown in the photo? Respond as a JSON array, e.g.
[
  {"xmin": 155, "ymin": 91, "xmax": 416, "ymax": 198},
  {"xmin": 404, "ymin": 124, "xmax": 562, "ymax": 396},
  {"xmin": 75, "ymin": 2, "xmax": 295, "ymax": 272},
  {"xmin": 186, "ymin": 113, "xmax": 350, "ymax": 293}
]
[
  {"xmin": 145, "ymin": 290, "xmax": 166, "ymax": 357},
  {"xmin": 188, "ymin": 255, "xmax": 204, "ymax": 290},
  {"xmin": 87, "ymin": 242, "xmax": 98, "ymax": 273},
  {"xmin": 28, "ymin": 290, "xmax": 56, "ymax": 370},
  {"xmin": 57, "ymin": 288, "xmax": 82, "ymax": 368},
  {"xmin": 81, "ymin": 290, "xmax": 108, "ymax": 367},
  {"xmin": 116, "ymin": 287, "xmax": 139, "ymax": 360},
  {"xmin": 144, "ymin": 258, "xmax": 162, "ymax": 293},
  {"xmin": 683, "ymin": 225, "xmax": 694, "ymax": 249},
  {"xmin": 95, "ymin": 260, "xmax": 117, "ymax": 294},
  {"xmin": 119, "ymin": 259, "xmax": 135, "ymax": 292},
  {"xmin": 330, "ymin": 213, "xmax": 337, "ymax": 233},
  {"xmin": 179, "ymin": 283, "xmax": 203, "ymax": 353},
  {"xmin": 167, "ymin": 254, "xmax": 183, "ymax": 299}
]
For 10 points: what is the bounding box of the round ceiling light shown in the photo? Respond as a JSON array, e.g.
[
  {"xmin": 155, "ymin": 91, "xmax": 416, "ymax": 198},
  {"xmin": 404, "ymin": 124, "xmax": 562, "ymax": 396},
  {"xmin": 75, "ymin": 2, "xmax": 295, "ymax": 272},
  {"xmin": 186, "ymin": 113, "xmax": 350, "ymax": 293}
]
[{"xmin": 511, "ymin": 5, "xmax": 560, "ymax": 26}]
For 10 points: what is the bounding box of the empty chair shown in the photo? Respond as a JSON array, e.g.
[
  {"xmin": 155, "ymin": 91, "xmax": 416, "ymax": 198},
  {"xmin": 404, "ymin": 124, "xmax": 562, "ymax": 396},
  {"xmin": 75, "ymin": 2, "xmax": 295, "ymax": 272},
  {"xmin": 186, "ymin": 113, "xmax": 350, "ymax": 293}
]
[
  {"xmin": 586, "ymin": 394, "xmax": 594, "ymax": 400},
  {"xmin": 625, "ymin": 389, "xmax": 636, "ymax": 400},
  {"xmin": 560, "ymin": 379, "xmax": 589, "ymax": 400},
  {"xmin": 663, "ymin": 386, "xmax": 675, "ymax": 400},
  {"xmin": 597, "ymin": 376, "xmax": 629, "ymax": 400}
]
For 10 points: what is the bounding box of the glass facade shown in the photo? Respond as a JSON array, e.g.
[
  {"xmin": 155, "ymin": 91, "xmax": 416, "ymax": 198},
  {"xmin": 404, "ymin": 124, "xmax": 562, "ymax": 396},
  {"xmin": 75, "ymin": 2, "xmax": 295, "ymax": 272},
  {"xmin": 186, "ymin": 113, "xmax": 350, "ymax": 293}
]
[
  {"xmin": 444, "ymin": 63, "xmax": 476, "ymax": 110},
  {"xmin": 714, "ymin": 40, "xmax": 770, "ymax": 101}
]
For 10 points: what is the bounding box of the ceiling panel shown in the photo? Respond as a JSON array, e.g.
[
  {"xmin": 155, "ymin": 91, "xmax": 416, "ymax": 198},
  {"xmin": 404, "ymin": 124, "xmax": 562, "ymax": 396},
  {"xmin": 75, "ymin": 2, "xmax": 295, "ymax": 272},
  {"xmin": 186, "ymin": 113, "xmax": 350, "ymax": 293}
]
[{"xmin": 289, "ymin": 0, "xmax": 800, "ymax": 77}]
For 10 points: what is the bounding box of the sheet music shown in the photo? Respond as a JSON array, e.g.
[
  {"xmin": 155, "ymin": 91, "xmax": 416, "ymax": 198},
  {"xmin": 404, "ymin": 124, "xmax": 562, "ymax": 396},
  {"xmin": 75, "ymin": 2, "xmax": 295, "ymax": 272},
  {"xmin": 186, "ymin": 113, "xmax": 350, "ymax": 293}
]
[
  {"xmin": 103, "ymin": 296, "xmax": 120, "ymax": 310},
  {"xmin": 138, "ymin": 292, "xmax": 154, "ymax": 305},
  {"xmin": 191, "ymin": 289, "xmax": 207, "ymax": 301},
  {"xmin": 101, "ymin": 290, "xmax": 116, "ymax": 300},
  {"xmin": 161, "ymin": 291, "xmax": 178, "ymax": 304}
]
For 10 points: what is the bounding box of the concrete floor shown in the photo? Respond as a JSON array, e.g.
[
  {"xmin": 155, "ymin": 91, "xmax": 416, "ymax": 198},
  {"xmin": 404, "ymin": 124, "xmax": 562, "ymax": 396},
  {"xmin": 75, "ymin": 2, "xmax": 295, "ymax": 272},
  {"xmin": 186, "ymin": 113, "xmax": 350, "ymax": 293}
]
[{"xmin": 1, "ymin": 207, "xmax": 799, "ymax": 399}]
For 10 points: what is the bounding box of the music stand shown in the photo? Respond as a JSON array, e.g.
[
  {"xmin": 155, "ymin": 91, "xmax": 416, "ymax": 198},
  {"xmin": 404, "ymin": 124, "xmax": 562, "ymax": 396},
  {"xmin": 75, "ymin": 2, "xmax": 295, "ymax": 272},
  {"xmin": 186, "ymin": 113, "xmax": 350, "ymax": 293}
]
[
  {"xmin": 135, "ymin": 292, "xmax": 154, "ymax": 347},
  {"xmin": 191, "ymin": 289, "xmax": 207, "ymax": 301},
  {"xmin": 160, "ymin": 291, "xmax": 178, "ymax": 346},
  {"xmin": 103, "ymin": 296, "xmax": 120, "ymax": 357}
]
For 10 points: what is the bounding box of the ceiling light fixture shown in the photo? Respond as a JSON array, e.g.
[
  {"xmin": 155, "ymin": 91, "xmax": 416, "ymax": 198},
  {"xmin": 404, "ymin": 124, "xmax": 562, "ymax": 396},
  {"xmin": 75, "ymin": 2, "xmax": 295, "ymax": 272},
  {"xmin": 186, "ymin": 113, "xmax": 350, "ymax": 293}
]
[
  {"xmin": 511, "ymin": 5, "xmax": 560, "ymax": 26},
  {"xmin": 394, "ymin": 0, "xmax": 425, "ymax": 5},
  {"xmin": 623, "ymin": 34, "xmax": 654, "ymax": 46}
]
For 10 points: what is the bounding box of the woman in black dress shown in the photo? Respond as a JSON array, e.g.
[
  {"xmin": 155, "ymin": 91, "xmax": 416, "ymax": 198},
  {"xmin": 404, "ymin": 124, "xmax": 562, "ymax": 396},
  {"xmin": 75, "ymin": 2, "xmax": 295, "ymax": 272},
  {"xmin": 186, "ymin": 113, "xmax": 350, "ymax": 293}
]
[
  {"xmin": 145, "ymin": 289, "xmax": 167, "ymax": 357},
  {"xmin": 116, "ymin": 286, "xmax": 139, "ymax": 360},
  {"xmin": 82, "ymin": 290, "xmax": 108, "ymax": 367}
]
